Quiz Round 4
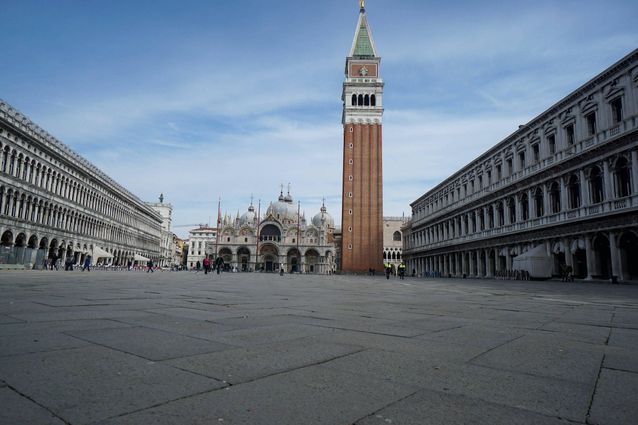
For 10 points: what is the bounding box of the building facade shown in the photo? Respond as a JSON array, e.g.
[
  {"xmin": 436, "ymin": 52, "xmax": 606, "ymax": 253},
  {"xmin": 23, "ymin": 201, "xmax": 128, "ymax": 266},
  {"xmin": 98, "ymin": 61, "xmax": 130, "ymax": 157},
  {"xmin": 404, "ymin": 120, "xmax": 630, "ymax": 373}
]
[
  {"xmin": 403, "ymin": 49, "xmax": 638, "ymax": 282},
  {"xmin": 195, "ymin": 190, "xmax": 337, "ymax": 274},
  {"xmin": 340, "ymin": 2, "xmax": 384, "ymax": 273},
  {"xmin": 186, "ymin": 226, "xmax": 217, "ymax": 269},
  {"xmin": 383, "ymin": 216, "xmax": 408, "ymax": 270},
  {"xmin": 0, "ymin": 100, "xmax": 163, "ymax": 268},
  {"xmin": 146, "ymin": 194, "xmax": 174, "ymax": 266}
]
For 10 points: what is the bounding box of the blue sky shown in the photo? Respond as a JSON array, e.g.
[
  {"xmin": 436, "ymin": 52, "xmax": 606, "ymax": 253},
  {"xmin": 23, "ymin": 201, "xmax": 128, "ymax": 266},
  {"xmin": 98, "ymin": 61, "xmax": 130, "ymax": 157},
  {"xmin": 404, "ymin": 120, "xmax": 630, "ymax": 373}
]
[{"xmin": 2, "ymin": 0, "xmax": 637, "ymax": 237}]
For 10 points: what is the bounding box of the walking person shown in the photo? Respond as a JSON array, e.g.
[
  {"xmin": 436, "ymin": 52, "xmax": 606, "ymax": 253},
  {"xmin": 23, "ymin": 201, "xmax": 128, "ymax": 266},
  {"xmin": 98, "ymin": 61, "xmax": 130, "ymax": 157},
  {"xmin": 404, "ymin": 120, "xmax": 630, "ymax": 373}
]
[
  {"xmin": 146, "ymin": 259, "xmax": 154, "ymax": 273},
  {"xmin": 203, "ymin": 257, "xmax": 210, "ymax": 275},
  {"xmin": 384, "ymin": 262, "xmax": 392, "ymax": 280},
  {"xmin": 398, "ymin": 262, "xmax": 406, "ymax": 280},
  {"xmin": 195, "ymin": 260, "xmax": 201, "ymax": 273},
  {"xmin": 215, "ymin": 256, "xmax": 224, "ymax": 275},
  {"xmin": 82, "ymin": 256, "xmax": 91, "ymax": 272}
]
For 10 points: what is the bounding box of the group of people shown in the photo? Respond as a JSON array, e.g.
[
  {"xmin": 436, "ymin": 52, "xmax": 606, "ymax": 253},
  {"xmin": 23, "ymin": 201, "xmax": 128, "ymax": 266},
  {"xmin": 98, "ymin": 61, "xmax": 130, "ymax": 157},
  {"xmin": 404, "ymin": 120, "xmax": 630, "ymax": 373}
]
[
  {"xmin": 384, "ymin": 262, "xmax": 407, "ymax": 280},
  {"xmin": 43, "ymin": 256, "xmax": 92, "ymax": 272},
  {"xmin": 195, "ymin": 257, "xmax": 225, "ymax": 275}
]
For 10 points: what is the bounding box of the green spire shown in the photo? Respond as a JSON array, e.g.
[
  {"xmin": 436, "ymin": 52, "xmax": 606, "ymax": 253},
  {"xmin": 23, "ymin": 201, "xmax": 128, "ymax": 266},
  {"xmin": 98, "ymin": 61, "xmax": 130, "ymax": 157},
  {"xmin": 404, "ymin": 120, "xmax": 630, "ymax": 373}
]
[{"xmin": 353, "ymin": 22, "xmax": 374, "ymax": 57}]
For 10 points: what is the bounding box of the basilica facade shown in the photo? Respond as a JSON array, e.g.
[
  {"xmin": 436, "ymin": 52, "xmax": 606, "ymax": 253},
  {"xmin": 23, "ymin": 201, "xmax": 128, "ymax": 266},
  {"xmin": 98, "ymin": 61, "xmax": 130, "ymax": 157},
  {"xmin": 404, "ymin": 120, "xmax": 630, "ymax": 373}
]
[
  {"xmin": 0, "ymin": 100, "xmax": 163, "ymax": 268},
  {"xmin": 200, "ymin": 190, "xmax": 337, "ymax": 274},
  {"xmin": 403, "ymin": 49, "xmax": 638, "ymax": 282}
]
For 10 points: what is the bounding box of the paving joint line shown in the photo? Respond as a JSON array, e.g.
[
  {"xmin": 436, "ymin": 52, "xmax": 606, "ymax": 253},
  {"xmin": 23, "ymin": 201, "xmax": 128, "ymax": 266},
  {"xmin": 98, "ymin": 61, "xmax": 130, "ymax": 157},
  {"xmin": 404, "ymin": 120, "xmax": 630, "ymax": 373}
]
[
  {"xmin": 5, "ymin": 383, "xmax": 73, "ymax": 425},
  {"xmin": 465, "ymin": 335, "xmax": 524, "ymax": 364},
  {"xmin": 585, "ymin": 324, "xmax": 611, "ymax": 425}
]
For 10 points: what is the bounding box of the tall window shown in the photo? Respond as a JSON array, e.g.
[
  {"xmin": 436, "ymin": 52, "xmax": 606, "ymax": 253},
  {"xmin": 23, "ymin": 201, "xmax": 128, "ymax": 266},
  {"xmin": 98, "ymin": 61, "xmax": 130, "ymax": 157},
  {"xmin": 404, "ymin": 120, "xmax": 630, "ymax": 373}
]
[
  {"xmin": 611, "ymin": 98, "xmax": 623, "ymax": 124},
  {"xmin": 547, "ymin": 134, "xmax": 556, "ymax": 155},
  {"xmin": 534, "ymin": 188, "xmax": 544, "ymax": 217},
  {"xmin": 532, "ymin": 144, "xmax": 540, "ymax": 163},
  {"xmin": 520, "ymin": 193, "xmax": 529, "ymax": 221},
  {"xmin": 565, "ymin": 125, "xmax": 575, "ymax": 145},
  {"xmin": 549, "ymin": 182, "xmax": 561, "ymax": 213},
  {"xmin": 568, "ymin": 175, "xmax": 581, "ymax": 209},
  {"xmin": 496, "ymin": 165, "xmax": 502, "ymax": 180},
  {"xmin": 589, "ymin": 166, "xmax": 604, "ymax": 204},
  {"xmin": 614, "ymin": 157, "xmax": 632, "ymax": 198},
  {"xmin": 507, "ymin": 158, "xmax": 513, "ymax": 176},
  {"xmin": 508, "ymin": 197, "xmax": 516, "ymax": 223},
  {"xmin": 519, "ymin": 152, "xmax": 526, "ymax": 169},
  {"xmin": 393, "ymin": 231, "xmax": 402, "ymax": 241},
  {"xmin": 586, "ymin": 112, "xmax": 597, "ymax": 136}
]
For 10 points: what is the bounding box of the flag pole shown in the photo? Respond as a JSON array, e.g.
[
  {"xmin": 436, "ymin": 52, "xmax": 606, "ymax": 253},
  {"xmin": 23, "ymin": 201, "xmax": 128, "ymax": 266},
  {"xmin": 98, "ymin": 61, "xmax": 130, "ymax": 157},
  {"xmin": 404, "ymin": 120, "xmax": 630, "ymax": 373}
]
[
  {"xmin": 297, "ymin": 200, "xmax": 301, "ymax": 273},
  {"xmin": 215, "ymin": 197, "xmax": 221, "ymax": 259},
  {"xmin": 255, "ymin": 199, "xmax": 261, "ymax": 272}
]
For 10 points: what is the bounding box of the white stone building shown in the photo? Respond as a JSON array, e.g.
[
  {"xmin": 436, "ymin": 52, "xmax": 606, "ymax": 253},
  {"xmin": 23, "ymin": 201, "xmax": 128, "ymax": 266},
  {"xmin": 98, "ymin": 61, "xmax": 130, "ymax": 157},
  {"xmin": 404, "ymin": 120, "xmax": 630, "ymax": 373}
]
[
  {"xmin": 204, "ymin": 190, "xmax": 337, "ymax": 274},
  {"xmin": 146, "ymin": 194, "xmax": 174, "ymax": 266},
  {"xmin": 0, "ymin": 100, "xmax": 163, "ymax": 268},
  {"xmin": 186, "ymin": 226, "xmax": 217, "ymax": 269},
  {"xmin": 383, "ymin": 216, "xmax": 408, "ymax": 270},
  {"xmin": 403, "ymin": 49, "xmax": 638, "ymax": 282}
]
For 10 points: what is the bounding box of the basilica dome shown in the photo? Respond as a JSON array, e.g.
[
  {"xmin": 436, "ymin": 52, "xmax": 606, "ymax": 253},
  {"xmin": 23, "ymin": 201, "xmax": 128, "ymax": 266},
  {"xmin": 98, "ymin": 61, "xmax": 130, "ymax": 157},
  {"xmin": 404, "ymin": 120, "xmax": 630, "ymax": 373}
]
[
  {"xmin": 312, "ymin": 203, "xmax": 334, "ymax": 228},
  {"xmin": 267, "ymin": 190, "xmax": 298, "ymax": 222},
  {"xmin": 240, "ymin": 204, "xmax": 257, "ymax": 226}
]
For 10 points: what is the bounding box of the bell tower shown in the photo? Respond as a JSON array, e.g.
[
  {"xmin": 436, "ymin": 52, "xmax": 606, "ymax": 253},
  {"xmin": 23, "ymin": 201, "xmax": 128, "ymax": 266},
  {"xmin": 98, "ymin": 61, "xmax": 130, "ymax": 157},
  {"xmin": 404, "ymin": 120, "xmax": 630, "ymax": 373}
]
[{"xmin": 340, "ymin": 1, "xmax": 384, "ymax": 273}]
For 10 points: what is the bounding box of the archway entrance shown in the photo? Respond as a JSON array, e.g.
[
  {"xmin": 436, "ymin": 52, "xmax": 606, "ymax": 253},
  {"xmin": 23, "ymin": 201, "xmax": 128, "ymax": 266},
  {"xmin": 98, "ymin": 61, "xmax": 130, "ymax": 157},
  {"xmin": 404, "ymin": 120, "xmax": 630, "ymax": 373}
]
[
  {"xmin": 287, "ymin": 248, "xmax": 301, "ymax": 273},
  {"xmin": 619, "ymin": 232, "xmax": 638, "ymax": 280},
  {"xmin": 305, "ymin": 249, "xmax": 319, "ymax": 274},
  {"xmin": 237, "ymin": 247, "xmax": 251, "ymax": 272},
  {"xmin": 593, "ymin": 235, "xmax": 611, "ymax": 279},
  {"xmin": 260, "ymin": 244, "xmax": 279, "ymax": 272}
]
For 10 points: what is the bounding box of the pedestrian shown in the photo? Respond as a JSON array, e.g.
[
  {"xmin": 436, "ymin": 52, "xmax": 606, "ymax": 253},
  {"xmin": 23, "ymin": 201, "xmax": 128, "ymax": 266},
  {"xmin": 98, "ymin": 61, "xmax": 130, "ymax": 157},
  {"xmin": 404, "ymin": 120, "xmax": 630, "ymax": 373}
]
[
  {"xmin": 215, "ymin": 256, "xmax": 224, "ymax": 274},
  {"xmin": 147, "ymin": 259, "xmax": 154, "ymax": 273},
  {"xmin": 398, "ymin": 262, "xmax": 406, "ymax": 280},
  {"xmin": 82, "ymin": 256, "xmax": 91, "ymax": 272},
  {"xmin": 196, "ymin": 261, "xmax": 201, "ymax": 273},
  {"xmin": 203, "ymin": 257, "xmax": 210, "ymax": 275},
  {"xmin": 127, "ymin": 260, "xmax": 133, "ymax": 271},
  {"xmin": 384, "ymin": 262, "xmax": 391, "ymax": 280}
]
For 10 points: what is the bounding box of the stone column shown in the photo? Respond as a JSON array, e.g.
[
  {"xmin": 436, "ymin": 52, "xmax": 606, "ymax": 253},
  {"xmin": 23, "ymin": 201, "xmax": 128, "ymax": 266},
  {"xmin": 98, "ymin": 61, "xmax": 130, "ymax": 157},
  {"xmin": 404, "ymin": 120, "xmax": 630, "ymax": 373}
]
[
  {"xmin": 506, "ymin": 250, "xmax": 512, "ymax": 271},
  {"xmin": 504, "ymin": 201, "xmax": 511, "ymax": 225},
  {"xmin": 482, "ymin": 207, "xmax": 488, "ymax": 231},
  {"xmin": 609, "ymin": 232, "xmax": 622, "ymax": 281},
  {"xmin": 469, "ymin": 252, "xmax": 475, "ymax": 277},
  {"xmin": 585, "ymin": 236, "xmax": 594, "ymax": 280},
  {"xmin": 603, "ymin": 159, "xmax": 612, "ymax": 201},
  {"xmin": 528, "ymin": 189, "xmax": 535, "ymax": 219},
  {"xmin": 485, "ymin": 248, "xmax": 493, "ymax": 277},
  {"xmin": 476, "ymin": 250, "xmax": 483, "ymax": 277},
  {"xmin": 560, "ymin": 177, "xmax": 568, "ymax": 213},
  {"xmin": 631, "ymin": 150, "xmax": 638, "ymax": 195},
  {"xmin": 495, "ymin": 248, "xmax": 502, "ymax": 273},
  {"xmin": 564, "ymin": 239, "xmax": 573, "ymax": 268},
  {"xmin": 580, "ymin": 169, "xmax": 590, "ymax": 206},
  {"xmin": 516, "ymin": 195, "xmax": 523, "ymax": 222}
]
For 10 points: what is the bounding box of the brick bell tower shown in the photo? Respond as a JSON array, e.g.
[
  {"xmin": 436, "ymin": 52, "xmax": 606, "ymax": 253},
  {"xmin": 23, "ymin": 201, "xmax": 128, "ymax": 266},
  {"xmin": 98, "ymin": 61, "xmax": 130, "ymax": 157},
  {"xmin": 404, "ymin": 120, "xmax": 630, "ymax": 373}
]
[{"xmin": 340, "ymin": 0, "xmax": 384, "ymax": 273}]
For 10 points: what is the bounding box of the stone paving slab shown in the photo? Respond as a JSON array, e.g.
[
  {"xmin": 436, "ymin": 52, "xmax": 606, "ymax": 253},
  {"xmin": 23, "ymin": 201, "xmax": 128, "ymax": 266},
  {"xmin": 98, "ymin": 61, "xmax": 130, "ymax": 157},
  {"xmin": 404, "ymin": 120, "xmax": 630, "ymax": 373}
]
[
  {"xmin": 165, "ymin": 337, "xmax": 363, "ymax": 384},
  {"xmin": 1, "ymin": 271, "xmax": 637, "ymax": 424},
  {"xmin": 67, "ymin": 326, "xmax": 234, "ymax": 361},
  {"xmin": 588, "ymin": 368, "xmax": 638, "ymax": 425},
  {"xmin": 0, "ymin": 345, "xmax": 225, "ymax": 424},
  {"xmin": 323, "ymin": 347, "xmax": 591, "ymax": 421},
  {"xmin": 0, "ymin": 386, "xmax": 66, "ymax": 425},
  {"xmin": 96, "ymin": 364, "xmax": 418, "ymax": 425},
  {"xmin": 355, "ymin": 388, "xmax": 574, "ymax": 425},
  {"xmin": 469, "ymin": 333, "xmax": 605, "ymax": 384}
]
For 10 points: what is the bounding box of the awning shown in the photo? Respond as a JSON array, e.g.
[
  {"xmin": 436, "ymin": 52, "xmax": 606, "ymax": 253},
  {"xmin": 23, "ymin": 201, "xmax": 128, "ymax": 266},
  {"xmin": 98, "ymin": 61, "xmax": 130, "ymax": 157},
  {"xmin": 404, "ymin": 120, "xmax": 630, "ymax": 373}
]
[
  {"xmin": 134, "ymin": 254, "xmax": 150, "ymax": 262},
  {"xmin": 92, "ymin": 246, "xmax": 114, "ymax": 259}
]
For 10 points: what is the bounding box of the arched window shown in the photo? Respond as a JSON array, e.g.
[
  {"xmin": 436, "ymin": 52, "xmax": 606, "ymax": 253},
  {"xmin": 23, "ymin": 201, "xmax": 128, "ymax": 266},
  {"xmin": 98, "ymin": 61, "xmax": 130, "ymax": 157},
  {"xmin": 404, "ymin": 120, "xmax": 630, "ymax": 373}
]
[
  {"xmin": 614, "ymin": 157, "xmax": 632, "ymax": 198},
  {"xmin": 589, "ymin": 166, "xmax": 604, "ymax": 204},
  {"xmin": 496, "ymin": 202, "xmax": 504, "ymax": 226},
  {"xmin": 568, "ymin": 175, "xmax": 580, "ymax": 209},
  {"xmin": 371, "ymin": 94, "xmax": 376, "ymax": 106},
  {"xmin": 383, "ymin": 251, "xmax": 387, "ymax": 260},
  {"xmin": 393, "ymin": 231, "xmax": 402, "ymax": 242},
  {"xmin": 487, "ymin": 206, "xmax": 494, "ymax": 229},
  {"xmin": 364, "ymin": 94, "xmax": 370, "ymax": 106},
  {"xmin": 358, "ymin": 94, "xmax": 363, "ymax": 106},
  {"xmin": 352, "ymin": 94, "xmax": 357, "ymax": 106},
  {"xmin": 534, "ymin": 188, "xmax": 544, "ymax": 217},
  {"xmin": 520, "ymin": 193, "xmax": 529, "ymax": 221},
  {"xmin": 549, "ymin": 182, "xmax": 561, "ymax": 213}
]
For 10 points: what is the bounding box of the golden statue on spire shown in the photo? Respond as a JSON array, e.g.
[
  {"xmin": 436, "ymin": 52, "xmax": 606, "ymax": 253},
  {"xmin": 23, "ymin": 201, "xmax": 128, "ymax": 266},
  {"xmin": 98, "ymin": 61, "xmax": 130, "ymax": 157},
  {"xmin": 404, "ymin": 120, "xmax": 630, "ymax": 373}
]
[{"xmin": 360, "ymin": 0, "xmax": 365, "ymax": 10}]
